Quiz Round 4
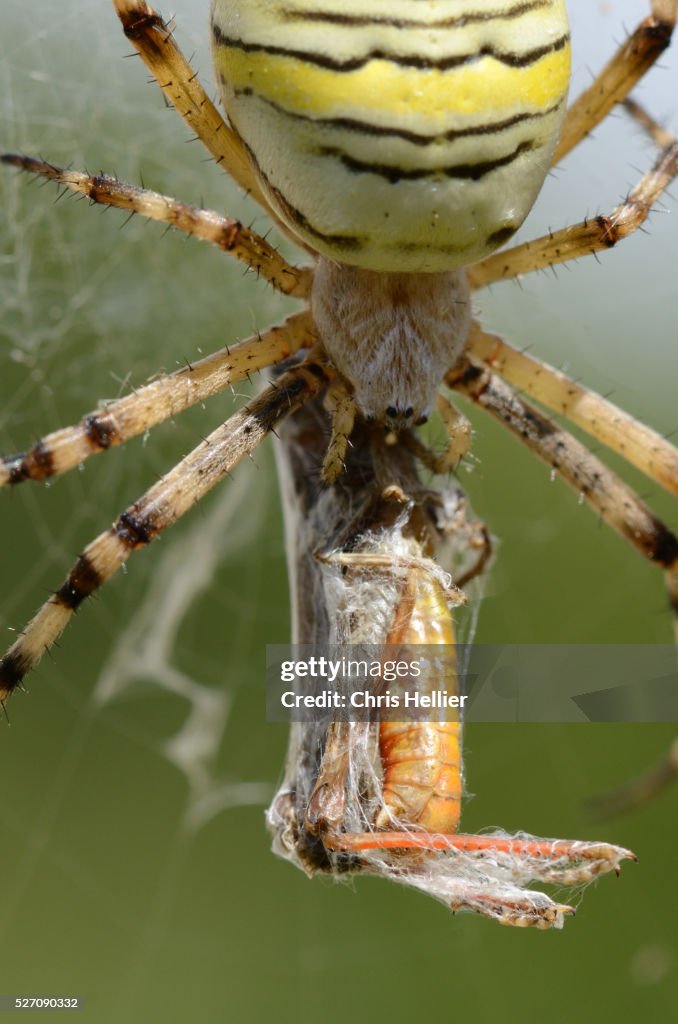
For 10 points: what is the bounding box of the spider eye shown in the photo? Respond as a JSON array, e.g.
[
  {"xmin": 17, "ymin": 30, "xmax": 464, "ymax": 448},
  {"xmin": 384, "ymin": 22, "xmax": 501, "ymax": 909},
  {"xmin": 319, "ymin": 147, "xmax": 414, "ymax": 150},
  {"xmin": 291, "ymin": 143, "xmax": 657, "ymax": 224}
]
[
  {"xmin": 404, "ymin": 406, "xmax": 414, "ymax": 418},
  {"xmin": 385, "ymin": 406, "xmax": 398, "ymax": 420}
]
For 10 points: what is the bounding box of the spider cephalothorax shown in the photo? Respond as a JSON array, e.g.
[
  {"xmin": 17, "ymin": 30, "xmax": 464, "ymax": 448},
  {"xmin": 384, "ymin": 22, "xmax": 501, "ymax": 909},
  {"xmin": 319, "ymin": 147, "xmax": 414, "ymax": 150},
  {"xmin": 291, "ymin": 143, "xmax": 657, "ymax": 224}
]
[{"xmin": 311, "ymin": 262, "xmax": 471, "ymax": 428}]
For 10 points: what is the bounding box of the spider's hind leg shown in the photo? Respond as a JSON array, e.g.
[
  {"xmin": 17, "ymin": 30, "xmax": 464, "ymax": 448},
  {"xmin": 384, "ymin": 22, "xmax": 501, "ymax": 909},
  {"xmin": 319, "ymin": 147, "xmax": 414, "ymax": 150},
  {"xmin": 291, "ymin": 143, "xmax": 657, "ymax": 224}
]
[
  {"xmin": 553, "ymin": 1, "xmax": 677, "ymax": 165},
  {"xmin": 112, "ymin": 0, "xmax": 269, "ymax": 212},
  {"xmin": 0, "ymin": 155, "xmax": 312, "ymax": 299},
  {"xmin": 469, "ymin": 127, "xmax": 678, "ymax": 288}
]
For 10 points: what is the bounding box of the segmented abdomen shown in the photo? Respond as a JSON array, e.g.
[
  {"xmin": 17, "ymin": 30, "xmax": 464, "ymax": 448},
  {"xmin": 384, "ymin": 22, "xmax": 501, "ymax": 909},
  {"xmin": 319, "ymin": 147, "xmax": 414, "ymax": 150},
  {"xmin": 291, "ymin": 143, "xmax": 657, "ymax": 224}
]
[
  {"xmin": 211, "ymin": 0, "xmax": 570, "ymax": 271},
  {"xmin": 377, "ymin": 563, "xmax": 462, "ymax": 834}
]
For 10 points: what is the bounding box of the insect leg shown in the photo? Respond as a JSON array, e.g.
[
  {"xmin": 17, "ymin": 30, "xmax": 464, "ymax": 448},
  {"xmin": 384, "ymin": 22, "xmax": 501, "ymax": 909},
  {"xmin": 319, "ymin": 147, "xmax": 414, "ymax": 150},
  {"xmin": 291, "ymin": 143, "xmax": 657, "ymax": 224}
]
[{"xmin": 325, "ymin": 830, "xmax": 635, "ymax": 884}]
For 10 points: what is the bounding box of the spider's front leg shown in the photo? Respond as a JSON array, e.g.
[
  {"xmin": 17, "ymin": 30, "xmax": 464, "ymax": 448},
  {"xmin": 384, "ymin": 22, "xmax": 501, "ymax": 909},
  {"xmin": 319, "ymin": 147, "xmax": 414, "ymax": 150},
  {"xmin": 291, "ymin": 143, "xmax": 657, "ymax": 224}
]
[
  {"xmin": 0, "ymin": 358, "xmax": 332, "ymax": 703},
  {"xmin": 466, "ymin": 321, "xmax": 678, "ymax": 497},
  {"xmin": 0, "ymin": 313, "xmax": 314, "ymax": 487},
  {"xmin": 450, "ymin": 363, "xmax": 678, "ymax": 636}
]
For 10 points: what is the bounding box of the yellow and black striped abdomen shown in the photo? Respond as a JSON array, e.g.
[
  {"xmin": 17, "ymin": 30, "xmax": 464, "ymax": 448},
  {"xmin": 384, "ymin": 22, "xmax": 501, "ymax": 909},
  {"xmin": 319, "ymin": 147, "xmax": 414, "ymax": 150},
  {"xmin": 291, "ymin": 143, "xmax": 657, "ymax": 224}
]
[{"xmin": 211, "ymin": 1, "xmax": 570, "ymax": 272}]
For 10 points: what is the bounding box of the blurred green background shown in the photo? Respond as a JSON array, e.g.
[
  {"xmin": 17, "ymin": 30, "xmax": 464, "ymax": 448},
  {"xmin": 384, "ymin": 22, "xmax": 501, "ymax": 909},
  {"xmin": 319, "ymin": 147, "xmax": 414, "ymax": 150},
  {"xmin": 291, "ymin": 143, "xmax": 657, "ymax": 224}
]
[{"xmin": 0, "ymin": 2, "xmax": 676, "ymax": 1021}]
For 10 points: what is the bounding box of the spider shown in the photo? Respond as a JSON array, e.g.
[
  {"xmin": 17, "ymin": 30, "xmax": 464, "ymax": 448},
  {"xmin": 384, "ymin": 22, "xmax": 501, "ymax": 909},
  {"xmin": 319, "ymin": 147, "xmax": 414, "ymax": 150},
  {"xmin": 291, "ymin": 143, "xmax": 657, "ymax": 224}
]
[{"xmin": 0, "ymin": 0, "xmax": 677, "ymax": 717}]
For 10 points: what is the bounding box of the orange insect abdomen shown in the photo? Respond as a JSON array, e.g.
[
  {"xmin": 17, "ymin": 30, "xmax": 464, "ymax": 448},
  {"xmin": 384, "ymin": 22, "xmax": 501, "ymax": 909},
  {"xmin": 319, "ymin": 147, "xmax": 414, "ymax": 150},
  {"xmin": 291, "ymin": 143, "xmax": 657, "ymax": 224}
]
[{"xmin": 377, "ymin": 566, "xmax": 461, "ymax": 834}]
